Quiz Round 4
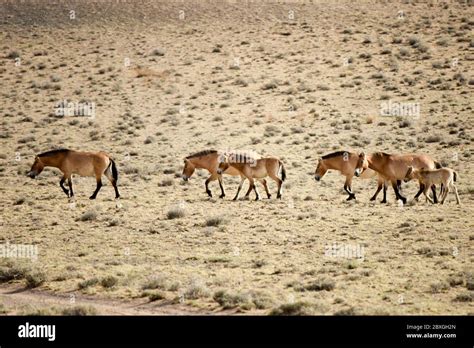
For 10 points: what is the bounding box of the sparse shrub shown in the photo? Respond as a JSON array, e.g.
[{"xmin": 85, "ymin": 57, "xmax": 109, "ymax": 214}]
[
  {"xmin": 167, "ymin": 206, "xmax": 185, "ymax": 219},
  {"xmin": 149, "ymin": 48, "xmax": 165, "ymax": 56},
  {"xmin": 185, "ymin": 281, "xmax": 210, "ymax": 299},
  {"xmin": 142, "ymin": 276, "xmax": 168, "ymax": 290},
  {"xmin": 213, "ymin": 290, "xmax": 253, "ymax": 309},
  {"xmin": 252, "ymin": 259, "xmax": 267, "ymax": 268},
  {"xmin": 78, "ymin": 277, "xmax": 99, "ymax": 289},
  {"xmin": 61, "ymin": 305, "xmax": 97, "ymax": 315},
  {"xmin": 425, "ymin": 135, "xmax": 442, "ymax": 143},
  {"xmin": 269, "ymin": 301, "xmax": 313, "ymax": 315},
  {"xmin": 399, "ymin": 119, "xmax": 412, "ymax": 128},
  {"xmin": 305, "ymin": 277, "xmax": 335, "ymax": 291},
  {"xmin": 14, "ymin": 197, "xmax": 25, "ymax": 205},
  {"xmin": 0, "ymin": 264, "xmax": 30, "ymax": 283},
  {"xmin": 159, "ymin": 178, "xmax": 173, "ymax": 187},
  {"xmin": 77, "ymin": 210, "xmax": 97, "ymax": 222},
  {"xmin": 316, "ymin": 84, "xmax": 330, "ymax": 91},
  {"xmin": 205, "ymin": 216, "xmax": 225, "ymax": 227},
  {"xmin": 25, "ymin": 271, "xmax": 46, "ymax": 288},
  {"xmin": 430, "ymin": 281, "xmax": 449, "ymax": 293},
  {"xmin": 453, "ymin": 293, "xmax": 472, "ymax": 302},
  {"xmin": 144, "ymin": 290, "xmax": 166, "ymax": 301},
  {"xmin": 262, "ymin": 80, "xmax": 278, "ymax": 90},
  {"xmin": 6, "ymin": 51, "xmax": 20, "ymax": 59},
  {"xmin": 144, "ymin": 136, "xmax": 154, "ymax": 144},
  {"xmin": 101, "ymin": 276, "xmax": 118, "ymax": 288}
]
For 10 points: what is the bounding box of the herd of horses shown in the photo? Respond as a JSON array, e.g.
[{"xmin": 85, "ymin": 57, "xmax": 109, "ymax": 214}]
[{"xmin": 27, "ymin": 148, "xmax": 461, "ymax": 205}]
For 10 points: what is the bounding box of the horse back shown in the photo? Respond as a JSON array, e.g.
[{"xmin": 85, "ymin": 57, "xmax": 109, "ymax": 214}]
[{"xmin": 64, "ymin": 151, "xmax": 110, "ymax": 177}]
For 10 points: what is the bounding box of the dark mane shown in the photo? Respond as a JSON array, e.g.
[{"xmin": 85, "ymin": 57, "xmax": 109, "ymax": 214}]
[
  {"xmin": 186, "ymin": 150, "xmax": 217, "ymax": 159},
  {"xmin": 38, "ymin": 148, "xmax": 71, "ymax": 158},
  {"xmin": 321, "ymin": 151, "xmax": 349, "ymax": 160},
  {"xmin": 373, "ymin": 152, "xmax": 391, "ymax": 158}
]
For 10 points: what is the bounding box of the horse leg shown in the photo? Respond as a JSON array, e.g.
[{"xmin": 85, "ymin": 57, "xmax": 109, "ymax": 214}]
[
  {"xmin": 90, "ymin": 177, "xmax": 102, "ymax": 199},
  {"xmin": 59, "ymin": 176, "xmax": 69, "ymax": 197},
  {"xmin": 250, "ymin": 178, "xmax": 260, "ymax": 201},
  {"xmin": 217, "ymin": 174, "xmax": 225, "ymax": 199},
  {"xmin": 259, "ymin": 179, "xmax": 271, "ymax": 199},
  {"xmin": 268, "ymin": 171, "xmax": 282, "ymax": 199},
  {"xmin": 370, "ymin": 178, "xmax": 383, "ymax": 201},
  {"xmin": 452, "ymin": 184, "xmax": 460, "ymax": 205},
  {"xmin": 414, "ymin": 182, "xmax": 425, "ymax": 201},
  {"xmin": 204, "ymin": 175, "xmax": 215, "ymax": 198},
  {"xmin": 431, "ymin": 184, "xmax": 438, "ymax": 204},
  {"xmin": 67, "ymin": 176, "xmax": 74, "ymax": 197},
  {"xmin": 104, "ymin": 166, "xmax": 120, "ymax": 199},
  {"xmin": 344, "ymin": 177, "xmax": 355, "ymax": 200},
  {"xmin": 440, "ymin": 184, "xmax": 450, "ymax": 205},
  {"xmin": 234, "ymin": 176, "xmax": 245, "ymax": 201},
  {"xmin": 423, "ymin": 185, "xmax": 434, "ymax": 204},
  {"xmin": 392, "ymin": 181, "xmax": 407, "ymax": 204},
  {"xmin": 381, "ymin": 180, "xmax": 388, "ymax": 203}
]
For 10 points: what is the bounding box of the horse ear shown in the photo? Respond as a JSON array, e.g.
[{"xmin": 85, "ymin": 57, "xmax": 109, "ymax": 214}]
[{"xmin": 359, "ymin": 152, "xmax": 365, "ymax": 158}]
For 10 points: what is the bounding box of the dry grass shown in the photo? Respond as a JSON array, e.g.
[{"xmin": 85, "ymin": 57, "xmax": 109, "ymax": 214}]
[{"xmin": 0, "ymin": 0, "xmax": 472, "ymax": 315}]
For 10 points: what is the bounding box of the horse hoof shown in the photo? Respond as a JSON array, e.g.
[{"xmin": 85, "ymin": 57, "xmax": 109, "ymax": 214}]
[
  {"xmin": 255, "ymin": 198, "xmax": 260, "ymax": 201},
  {"xmin": 381, "ymin": 200, "xmax": 387, "ymax": 204},
  {"xmin": 267, "ymin": 195, "xmax": 272, "ymax": 199},
  {"xmin": 277, "ymin": 195, "xmax": 281, "ymax": 199},
  {"xmin": 206, "ymin": 192, "xmax": 212, "ymax": 198},
  {"xmin": 89, "ymin": 196, "xmax": 96, "ymax": 200},
  {"xmin": 370, "ymin": 197, "xmax": 376, "ymax": 201},
  {"xmin": 219, "ymin": 194, "xmax": 225, "ymax": 199}
]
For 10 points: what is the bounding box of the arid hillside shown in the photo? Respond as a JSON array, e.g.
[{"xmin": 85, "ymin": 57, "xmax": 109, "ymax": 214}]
[{"xmin": 0, "ymin": 0, "xmax": 473, "ymax": 315}]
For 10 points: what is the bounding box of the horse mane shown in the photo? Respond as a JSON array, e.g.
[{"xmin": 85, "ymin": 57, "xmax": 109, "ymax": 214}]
[
  {"xmin": 38, "ymin": 148, "xmax": 71, "ymax": 158},
  {"xmin": 185, "ymin": 149, "xmax": 217, "ymax": 159},
  {"xmin": 321, "ymin": 151, "xmax": 348, "ymax": 160},
  {"xmin": 373, "ymin": 152, "xmax": 391, "ymax": 158}
]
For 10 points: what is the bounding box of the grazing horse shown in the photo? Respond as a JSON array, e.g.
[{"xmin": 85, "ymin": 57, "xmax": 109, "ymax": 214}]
[
  {"xmin": 354, "ymin": 152, "xmax": 440, "ymax": 205},
  {"xmin": 314, "ymin": 151, "xmax": 389, "ymax": 202},
  {"xmin": 27, "ymin": 149, "xmax": 120, "ymax": 199},
  {"xmin": 181, "ymin": 150, "xmax": 271, "ymax": 199},
  {"xmin": 217, "ymin": 154, "xmax": 286, "ymax": 200}
]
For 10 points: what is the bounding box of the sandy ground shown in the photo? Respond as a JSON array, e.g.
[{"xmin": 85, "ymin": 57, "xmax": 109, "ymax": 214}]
[{"xmin": 0, "ymin": 0, "xmax": 473, "ymax": 315}]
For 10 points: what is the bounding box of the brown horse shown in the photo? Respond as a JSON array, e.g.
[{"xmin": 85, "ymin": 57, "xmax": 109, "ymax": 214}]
[
  {"xmin": 181, "ymin": 150, "xmax": 270, "ymax": 199},
  {"xmin": 314, "ymin": 151, "xmax": 389, "ymax": 202},
  {"xmin": 217, "ymin": 154, "xmax": 286, "ymax": 200},
  {"xmin": 355, "ymin": 152, "xmax": 440, "ymax": 204},
  {"xmin": 28, "ymin": 149, "xmax": 120, "ymax": 199}
]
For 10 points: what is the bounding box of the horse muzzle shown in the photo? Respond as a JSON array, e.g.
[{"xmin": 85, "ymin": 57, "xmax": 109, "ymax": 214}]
[
  {"xmin": 217, "ymin": 169, "xmax": 223, "ymax": 175},
  {"xmin": 181, "ymin": 175, "xmax": 189, "ymax": 182},
  {"xmin": 314, "ymin": 175, "xmax": 320, "ymax": 182},
  {"xmin": 27, "ymin": 171, "xmax": 36, "ymax": 179},
  {"xmin": 354, "ymin": 169, "xmax": 362, "ymax": 177}
]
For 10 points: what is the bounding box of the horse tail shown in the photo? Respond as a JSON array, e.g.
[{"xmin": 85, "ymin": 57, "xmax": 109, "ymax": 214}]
[
  {"xmin": 434, "ymin": 161, "xmax": 442, "ymax": 169},
  {"xmin": 111, "ymin": 159, "xmax": 118, "ymax": 183},
  {"xmin": 279, "ymin": 161, "xmax": 286, "ymax": 182},
  {"xmin": 453, "ymin": 171, "xmax": 457, "ymax": 182}
]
